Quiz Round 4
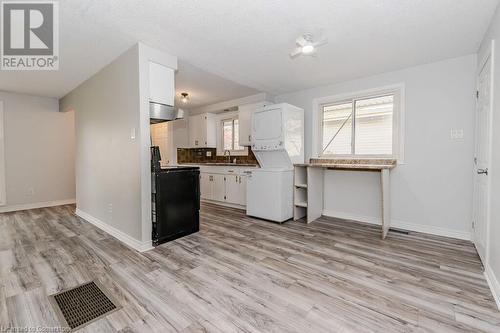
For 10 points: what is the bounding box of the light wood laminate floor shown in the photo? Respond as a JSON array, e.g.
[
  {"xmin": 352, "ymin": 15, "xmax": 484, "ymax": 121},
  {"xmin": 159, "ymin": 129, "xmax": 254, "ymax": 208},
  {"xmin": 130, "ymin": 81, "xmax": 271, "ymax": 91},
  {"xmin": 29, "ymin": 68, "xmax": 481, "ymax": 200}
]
[{"xmin": 1, "ymin": 204, "xmax": 499, "ymax": 332}]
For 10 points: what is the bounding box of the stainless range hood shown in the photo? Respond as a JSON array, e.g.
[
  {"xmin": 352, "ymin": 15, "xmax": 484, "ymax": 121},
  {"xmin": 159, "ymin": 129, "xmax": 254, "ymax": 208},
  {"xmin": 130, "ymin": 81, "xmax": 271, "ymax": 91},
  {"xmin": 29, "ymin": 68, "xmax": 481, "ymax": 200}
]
[{"xmin": 150, "ymin": 102, "xmax": 184, "ymax": 124}]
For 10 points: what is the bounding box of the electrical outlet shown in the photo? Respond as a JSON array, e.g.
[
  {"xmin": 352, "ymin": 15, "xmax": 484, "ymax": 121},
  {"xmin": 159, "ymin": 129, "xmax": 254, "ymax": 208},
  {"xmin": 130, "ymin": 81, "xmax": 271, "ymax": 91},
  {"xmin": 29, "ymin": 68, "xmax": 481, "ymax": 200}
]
[
  {"xmin": 107, "ymin": 203, "xmax": 113, "ymax": 214},
  {"xmin": 450, "ymin": 129, "xmax": 464, "ymax": 140}
]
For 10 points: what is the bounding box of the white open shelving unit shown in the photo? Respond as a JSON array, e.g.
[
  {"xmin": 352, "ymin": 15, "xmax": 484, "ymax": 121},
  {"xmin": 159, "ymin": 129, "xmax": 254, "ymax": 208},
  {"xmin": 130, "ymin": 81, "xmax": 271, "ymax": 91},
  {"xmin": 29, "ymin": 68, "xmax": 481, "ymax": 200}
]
[{"xmin": 293, "ymin": 165, "xmax": 308, "ymax": 220}]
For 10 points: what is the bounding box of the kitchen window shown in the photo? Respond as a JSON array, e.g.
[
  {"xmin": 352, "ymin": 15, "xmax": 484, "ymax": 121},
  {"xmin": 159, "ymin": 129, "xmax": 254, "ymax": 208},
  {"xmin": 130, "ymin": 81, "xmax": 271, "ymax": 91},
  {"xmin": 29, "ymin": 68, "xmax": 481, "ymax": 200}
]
[
  {"xmin": 217, "ymin": 113, "xmax": 248, "ymax": 156},
  {"xmin": 318, "ymin": 87, "xmax": 403, "ymax": 159}
]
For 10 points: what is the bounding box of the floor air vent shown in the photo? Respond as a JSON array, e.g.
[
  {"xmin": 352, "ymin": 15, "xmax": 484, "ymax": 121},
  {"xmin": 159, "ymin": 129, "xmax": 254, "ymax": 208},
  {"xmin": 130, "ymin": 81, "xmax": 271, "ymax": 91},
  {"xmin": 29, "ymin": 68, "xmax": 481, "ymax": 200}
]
[{"xmin": 49, "ymin": 281, "xmax": 120, "ymax": 331}]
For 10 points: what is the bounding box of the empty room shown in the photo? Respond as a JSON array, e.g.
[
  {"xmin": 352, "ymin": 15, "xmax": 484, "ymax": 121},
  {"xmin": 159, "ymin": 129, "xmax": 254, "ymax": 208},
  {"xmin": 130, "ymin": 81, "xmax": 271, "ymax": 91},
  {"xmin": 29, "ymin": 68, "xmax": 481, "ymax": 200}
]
[{"xmin": 1, "ymin": 0, "xmax": 500, "ymax": 332}]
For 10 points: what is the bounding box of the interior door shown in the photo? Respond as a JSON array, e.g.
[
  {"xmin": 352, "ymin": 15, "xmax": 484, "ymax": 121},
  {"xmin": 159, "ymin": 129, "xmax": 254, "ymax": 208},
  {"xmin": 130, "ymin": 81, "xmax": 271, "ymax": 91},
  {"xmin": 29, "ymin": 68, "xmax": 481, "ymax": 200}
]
[{"xmin": 473, "ymin": 55, "xmax": 493, "ymax": 263}]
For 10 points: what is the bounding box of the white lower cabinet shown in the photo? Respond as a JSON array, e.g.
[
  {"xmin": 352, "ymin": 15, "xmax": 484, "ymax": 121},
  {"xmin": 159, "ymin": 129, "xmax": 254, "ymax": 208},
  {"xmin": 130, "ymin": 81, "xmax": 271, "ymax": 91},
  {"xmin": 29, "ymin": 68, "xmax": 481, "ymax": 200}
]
[{"xmin": 200, "ymin": 172, "xmax": 247, "ymax": 206}]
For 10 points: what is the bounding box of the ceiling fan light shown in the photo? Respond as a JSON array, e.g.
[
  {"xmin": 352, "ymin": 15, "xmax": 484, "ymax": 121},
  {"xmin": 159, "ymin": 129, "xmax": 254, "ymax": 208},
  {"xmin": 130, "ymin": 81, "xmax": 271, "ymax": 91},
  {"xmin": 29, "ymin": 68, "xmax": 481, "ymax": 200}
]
[{"xmin": 301, "ymin": 45, "xmax": 315, "ymax": 54}]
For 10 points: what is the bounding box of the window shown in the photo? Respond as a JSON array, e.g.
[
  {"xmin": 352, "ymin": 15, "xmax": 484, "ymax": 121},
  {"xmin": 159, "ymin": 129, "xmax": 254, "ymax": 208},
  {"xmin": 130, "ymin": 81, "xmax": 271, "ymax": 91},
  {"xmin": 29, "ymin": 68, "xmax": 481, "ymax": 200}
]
[
  {"xmin": 222, "ymin": 117, "xmax": 244, "ymax": 152},
  {"xmin": 319, "ymin": 89, "xmax": 402, "ymax": 158}
]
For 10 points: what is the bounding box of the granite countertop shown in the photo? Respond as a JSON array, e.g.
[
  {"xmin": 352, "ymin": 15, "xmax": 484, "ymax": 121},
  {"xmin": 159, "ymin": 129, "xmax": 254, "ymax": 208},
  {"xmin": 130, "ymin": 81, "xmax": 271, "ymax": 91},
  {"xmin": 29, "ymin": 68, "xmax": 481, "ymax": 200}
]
[
  {"xmin": 295, "ymin": 158, "xmax": 397, "ymax": 170},
  {"xmin": 179, "ymin": 163, "xmax": 259, "ymax": 167}
]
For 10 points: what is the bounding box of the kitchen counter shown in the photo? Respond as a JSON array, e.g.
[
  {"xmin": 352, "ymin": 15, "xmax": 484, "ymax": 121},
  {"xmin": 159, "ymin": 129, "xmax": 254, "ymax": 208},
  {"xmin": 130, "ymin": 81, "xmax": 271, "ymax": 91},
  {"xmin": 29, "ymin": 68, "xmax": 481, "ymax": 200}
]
[
  {"xmin": 295, "ymin": 158, "xmax": 396, "ymax": 170},
  {"xmin": 179, "ymin": 163, "xmax": 259, "ymax": 167}
]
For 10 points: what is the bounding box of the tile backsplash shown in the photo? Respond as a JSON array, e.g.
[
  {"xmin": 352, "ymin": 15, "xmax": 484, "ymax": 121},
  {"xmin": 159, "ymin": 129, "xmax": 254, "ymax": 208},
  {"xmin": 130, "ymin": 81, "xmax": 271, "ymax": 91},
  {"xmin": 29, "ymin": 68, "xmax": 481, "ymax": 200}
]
[{"xmin": 177, "ymin": 148, "xmax": 259, "ymax": 165}]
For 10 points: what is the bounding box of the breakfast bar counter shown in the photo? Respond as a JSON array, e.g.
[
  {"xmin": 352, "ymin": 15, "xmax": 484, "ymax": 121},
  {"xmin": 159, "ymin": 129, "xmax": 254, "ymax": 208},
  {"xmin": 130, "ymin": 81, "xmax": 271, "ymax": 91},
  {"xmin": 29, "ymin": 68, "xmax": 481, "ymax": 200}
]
[{"xmin": 293, "ymin": 159, "xmax": 396, "ymax": 239}]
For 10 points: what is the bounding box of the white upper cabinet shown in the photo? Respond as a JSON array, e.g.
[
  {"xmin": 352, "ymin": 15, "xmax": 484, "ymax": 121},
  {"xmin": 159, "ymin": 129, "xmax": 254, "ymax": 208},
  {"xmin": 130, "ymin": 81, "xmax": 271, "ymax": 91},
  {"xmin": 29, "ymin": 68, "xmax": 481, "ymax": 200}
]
[
  {"xmin": 149, "ymin": 61, "xmax": 175, "ymax": 106},
  {"xmin": 188, "ymin": 113, "xmax": 217, "ymax": 148},
  {"xmin": 238, "ymin": 101, "xmax": 271, "ymax": 146}
]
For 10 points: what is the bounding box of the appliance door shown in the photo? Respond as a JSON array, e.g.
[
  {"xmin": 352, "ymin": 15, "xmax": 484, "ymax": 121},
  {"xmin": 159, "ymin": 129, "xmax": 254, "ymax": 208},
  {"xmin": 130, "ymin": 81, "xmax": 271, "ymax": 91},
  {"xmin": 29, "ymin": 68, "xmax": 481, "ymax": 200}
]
[
  {"xmin": 154, "ymin": 169, "xmax": 200, "ymax": 245},
  {"xmin": 246, "ymin": 169, "xmax": 293, "ymax": 223},
  {"xmin": 252, "ymin": 107, "xmax": 284, "ymax": 150}
]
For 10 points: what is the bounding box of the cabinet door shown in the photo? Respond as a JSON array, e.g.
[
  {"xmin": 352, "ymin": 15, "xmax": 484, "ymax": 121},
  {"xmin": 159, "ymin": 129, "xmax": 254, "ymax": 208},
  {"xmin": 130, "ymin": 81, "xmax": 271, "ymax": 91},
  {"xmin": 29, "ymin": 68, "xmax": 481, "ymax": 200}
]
[
  {"xmin": 238, "ymin": 175, "xmax": 247, "ymax": 206},
  {"xmin": 239, "ymin": 102, "xmax": 271, "ymax": 146},
  {"xmin": 225, "ymin": 175, "xmax": 247, "ymax": 206},
  {"xmin": 149, "ymin": 62, "xmax": 174, "ymax": 106},
  {"xmin": 212, "ymin": 174, "xmax": 226, "ymax": 202},
  {"xmin": 225, "ymin": 174, "xmax": 240, "ymax": 204},
  {"xmin": 188, "ymin": 115, "xmax": 203, "ymax": 148},
  {"xmin": 200, "ymin": 173, "xmax": 212, "ymax": 200},
  {"xmin": 238, "ymin": 104, "xmax": 253, "ymax": 146}
]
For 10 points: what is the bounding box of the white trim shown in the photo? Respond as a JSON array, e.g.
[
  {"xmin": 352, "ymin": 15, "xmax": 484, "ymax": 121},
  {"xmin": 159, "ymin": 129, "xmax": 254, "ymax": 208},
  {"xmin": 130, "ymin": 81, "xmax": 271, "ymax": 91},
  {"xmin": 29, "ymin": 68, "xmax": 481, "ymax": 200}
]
[
  {"xmin": 215, "ymin": 111, "xmax": 249, "ymax": 157},
  {"xmin": 0, "ymin": 199, "xmax": 76, "ymax": 213},
  {"xmin": 0, "ymin": 101, "xmax": 5, "ymax": 206},
  {"xmin": 312, "ymin": 83, "xmax": 405, "ymax": 163},
  {"xmin": 322, "ymin": 209, "xmax": 471, "ymax": 240},
  {"xmin": 201, "ymin": 198, "xmax": 245, "ymax": 210},
  {"xmin": 75, "ymin": 208, "xmax": 154, "ymax": 253},
  {"xmin": 485, "ymin": 264, "xmax": 500, "ymax": 310}
]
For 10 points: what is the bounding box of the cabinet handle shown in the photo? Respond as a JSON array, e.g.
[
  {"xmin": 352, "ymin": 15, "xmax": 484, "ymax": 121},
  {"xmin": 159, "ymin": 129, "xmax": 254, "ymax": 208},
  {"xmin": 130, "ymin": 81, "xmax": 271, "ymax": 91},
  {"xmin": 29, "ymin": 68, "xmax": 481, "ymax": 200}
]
[
  {"xmin": 248, "ymin": 135, "xmax": 251, "ymax": 142},
  {"xmin": 235, "ymin": 176, "xmax": 238, "ymax": 183}
]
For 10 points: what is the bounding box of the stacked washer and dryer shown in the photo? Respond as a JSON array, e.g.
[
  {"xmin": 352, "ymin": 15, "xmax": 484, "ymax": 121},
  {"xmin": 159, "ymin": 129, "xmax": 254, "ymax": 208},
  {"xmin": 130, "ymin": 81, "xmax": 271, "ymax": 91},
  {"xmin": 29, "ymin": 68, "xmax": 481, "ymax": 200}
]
[{"xmin": 246, "ymin": 103, "xmax": 304, "ymax": 223}]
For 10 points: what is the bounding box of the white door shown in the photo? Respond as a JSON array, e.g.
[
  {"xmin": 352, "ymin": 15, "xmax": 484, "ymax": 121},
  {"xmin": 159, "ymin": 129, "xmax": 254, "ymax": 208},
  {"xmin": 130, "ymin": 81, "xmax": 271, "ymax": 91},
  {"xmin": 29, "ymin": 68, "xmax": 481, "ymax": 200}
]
[
  {"xmin": 212, "ymin": 174, "xmax": 226, "ymax": 202},
  {"xmin": 189, "ymin": 114, "xmax": 203, "ymax": 147},
  {"xmin": 225, "ymin": 174, "xmax": 239, "ymax": 204},
  {"xmin": 253, "ymin": 108, "xmax": 283, "ymax": 142},
  {"xmin": 473, "ymin": 55, "xmax": 493, "ymax": 263},
  {"xmin": 200, "ymin": 173, "xmax": 212, "ymax": 200},
  {"xmin": 225, "ymin": 175, "xmax": 246, "ymax": 205},
  {"xmin": 149, "ymin": 62, "xmax": 174, "ymax": 106}
]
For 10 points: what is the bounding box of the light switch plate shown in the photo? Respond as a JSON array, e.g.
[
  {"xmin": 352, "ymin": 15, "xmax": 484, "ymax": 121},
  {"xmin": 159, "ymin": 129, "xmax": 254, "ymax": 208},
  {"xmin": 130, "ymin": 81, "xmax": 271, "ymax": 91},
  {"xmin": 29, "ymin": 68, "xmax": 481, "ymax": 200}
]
[
  {"xmin": 206, "ymin": 151, "xmax": 212, "ymax": 157},
  {"xmin": 450, "ymin": 129, "xmax": 464, "ymax": 139}
]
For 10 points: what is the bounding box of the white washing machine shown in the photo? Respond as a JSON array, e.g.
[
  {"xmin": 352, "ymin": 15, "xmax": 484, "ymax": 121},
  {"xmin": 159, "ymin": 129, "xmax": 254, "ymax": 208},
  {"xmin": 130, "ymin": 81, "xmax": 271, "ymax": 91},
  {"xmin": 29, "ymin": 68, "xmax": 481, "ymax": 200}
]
[
  {"xmin": 246, "ymin": 103, "xmax": 304, "ymax": 223},
  {"xmin": 246, "ymin": 168, "xmax": 294, "ymax": 223}
]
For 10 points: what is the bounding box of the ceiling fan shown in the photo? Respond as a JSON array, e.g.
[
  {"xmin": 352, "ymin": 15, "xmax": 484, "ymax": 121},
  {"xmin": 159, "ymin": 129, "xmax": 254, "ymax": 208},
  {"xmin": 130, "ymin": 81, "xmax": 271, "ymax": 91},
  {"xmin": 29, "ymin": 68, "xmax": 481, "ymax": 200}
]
[{"xmin": 290, "ymin": 33, "xmax": 328, "ymax": 58}]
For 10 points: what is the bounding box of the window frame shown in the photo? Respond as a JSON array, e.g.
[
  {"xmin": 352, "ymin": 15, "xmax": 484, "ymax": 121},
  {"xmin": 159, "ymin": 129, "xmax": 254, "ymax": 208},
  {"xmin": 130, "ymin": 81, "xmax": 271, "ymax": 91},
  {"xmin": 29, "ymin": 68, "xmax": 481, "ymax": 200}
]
[
  {"xmin": 216, "ymin": 111, "xmax": 249, "ymax": 156},
  {"xmin": 0, "ymin": 101, "xmax": 5, "ymax": 206},
  {"xmin": 315, "ymin": 85, "xmax": 404, "ymax": 162}
]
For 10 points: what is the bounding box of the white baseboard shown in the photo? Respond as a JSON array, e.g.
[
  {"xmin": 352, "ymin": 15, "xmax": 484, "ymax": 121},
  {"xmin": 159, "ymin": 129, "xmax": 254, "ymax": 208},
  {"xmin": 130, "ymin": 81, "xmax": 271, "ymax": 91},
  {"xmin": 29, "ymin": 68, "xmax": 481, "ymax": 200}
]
[
  {"xmin": 322, "ymin": 210, "xmax": 471, "ymax": 241},
  {"xmin": 201, "ymin": 199, "xmax": 245, "ymax": 210},
  {"xmin": 0, "ymin": 199, "xmax": 76, "ymax": 213},
  {"xmin": 75, "ymin": 208, "xmax": 153, "ymax": 253},
  {"xmin": 485, "ymin": 264, "xmax": 500, "ymax": 310}
]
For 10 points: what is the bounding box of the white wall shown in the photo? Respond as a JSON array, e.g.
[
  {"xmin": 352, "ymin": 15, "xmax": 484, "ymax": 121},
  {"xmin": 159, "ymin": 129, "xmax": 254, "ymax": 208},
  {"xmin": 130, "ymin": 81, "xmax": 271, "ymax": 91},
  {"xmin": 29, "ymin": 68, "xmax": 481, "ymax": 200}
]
[
  {"xmin": 0, "ymin": 91, "xmax": 75, "ymax": 212},
  {"xmin": 59, "ymin": 45, "xmax": 144, "ymax": 243},
  {"xmin": 478, "ymin": 4, "xmax": 500, "ymax": 309},
  {"xmin": 276, "ymin": 55, "xmax": 477, "ymax": 239},
  {"xmin": 60, "ymin": 43, "xmax": 177, "ymax": 251}
]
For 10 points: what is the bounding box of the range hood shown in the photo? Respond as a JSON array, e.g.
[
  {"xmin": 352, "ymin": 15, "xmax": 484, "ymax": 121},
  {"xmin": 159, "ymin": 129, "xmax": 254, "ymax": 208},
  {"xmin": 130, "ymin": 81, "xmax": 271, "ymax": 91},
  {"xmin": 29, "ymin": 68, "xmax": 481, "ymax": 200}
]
[{"xmin": 150, "ymin": 102, "xmax": 184, "ymax": 124}]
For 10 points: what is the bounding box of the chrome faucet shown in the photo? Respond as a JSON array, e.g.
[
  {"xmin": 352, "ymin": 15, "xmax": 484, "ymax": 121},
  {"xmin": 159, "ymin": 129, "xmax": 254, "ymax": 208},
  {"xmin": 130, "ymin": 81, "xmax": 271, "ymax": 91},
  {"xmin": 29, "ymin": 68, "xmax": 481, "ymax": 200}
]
[{"xmin": 224, "ymin": 149, "xmax": 231, "ymax": 163}]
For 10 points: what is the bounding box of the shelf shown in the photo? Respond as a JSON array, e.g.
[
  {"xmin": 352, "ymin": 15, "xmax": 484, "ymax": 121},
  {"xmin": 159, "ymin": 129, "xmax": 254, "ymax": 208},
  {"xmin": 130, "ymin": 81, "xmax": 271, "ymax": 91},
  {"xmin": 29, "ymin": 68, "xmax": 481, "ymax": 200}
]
[
  {"xmin": 294, "ymin": 202, "xmax": 308, "ymax": 208},
  {"xmin": 294, "ymin": 183, "xmax": 308, "ymax": 189}
]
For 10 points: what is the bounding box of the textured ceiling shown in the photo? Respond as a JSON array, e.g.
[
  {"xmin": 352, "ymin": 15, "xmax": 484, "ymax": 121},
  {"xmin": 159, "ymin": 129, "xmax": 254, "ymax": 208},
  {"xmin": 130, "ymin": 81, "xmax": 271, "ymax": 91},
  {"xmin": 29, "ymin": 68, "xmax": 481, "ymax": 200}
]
[
  {"xmin": 0, "ymin": 0, "xmax": 498, "ymax": 99},
  {"xmin": 175, "ymin": 61, "xmax": 259, "ymax": 109}
]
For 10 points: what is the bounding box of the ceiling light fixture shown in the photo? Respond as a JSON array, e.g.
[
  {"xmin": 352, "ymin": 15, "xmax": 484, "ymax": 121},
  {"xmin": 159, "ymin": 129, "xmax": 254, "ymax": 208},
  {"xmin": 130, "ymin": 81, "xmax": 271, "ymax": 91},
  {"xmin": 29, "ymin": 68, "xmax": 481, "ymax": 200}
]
[
  {"xmin": 290, "ymin": 33, "xmax": 328, "ymax": 58},
  {"xmin": 301, "ymin": 44, "xmax": 315, "ymax": 54},
  {"xmin": 180, "ymin": 92, "xmax": 189, "ymax": 103}
]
